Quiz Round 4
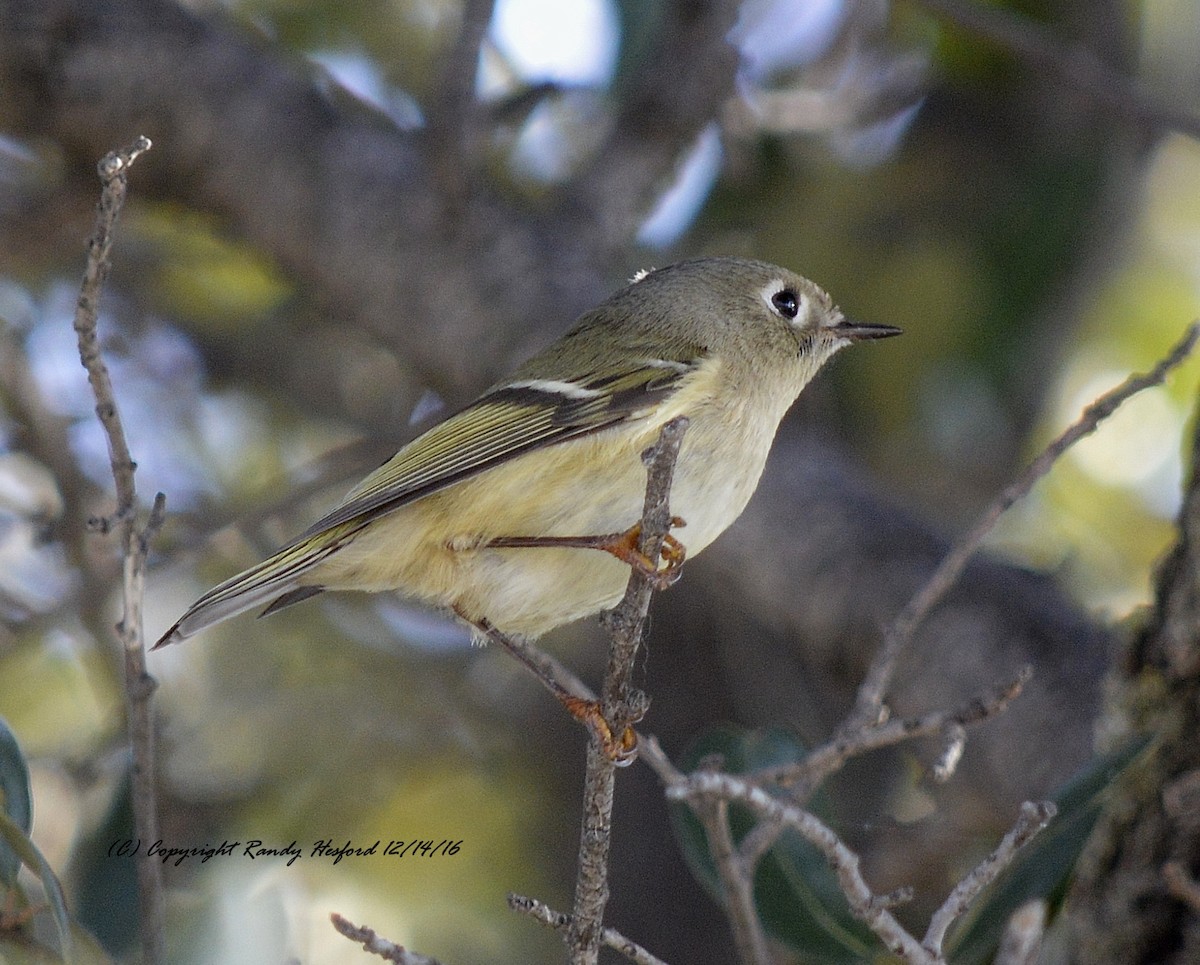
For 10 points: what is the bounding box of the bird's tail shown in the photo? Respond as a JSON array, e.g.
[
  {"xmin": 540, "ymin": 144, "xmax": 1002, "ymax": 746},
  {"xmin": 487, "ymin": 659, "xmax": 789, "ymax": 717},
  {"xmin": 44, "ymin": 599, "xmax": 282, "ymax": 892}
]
[{"xmin": 153, "ymin": 539, "xmax": 335, "ymax": 649}]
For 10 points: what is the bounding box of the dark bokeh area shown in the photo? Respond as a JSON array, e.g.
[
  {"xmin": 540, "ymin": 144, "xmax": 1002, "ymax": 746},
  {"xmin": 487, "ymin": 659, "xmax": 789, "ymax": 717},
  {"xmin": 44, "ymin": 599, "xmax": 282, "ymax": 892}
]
[{"xmin": 1, "ymin": 0, "xmax": 1199, "ymax": 962}]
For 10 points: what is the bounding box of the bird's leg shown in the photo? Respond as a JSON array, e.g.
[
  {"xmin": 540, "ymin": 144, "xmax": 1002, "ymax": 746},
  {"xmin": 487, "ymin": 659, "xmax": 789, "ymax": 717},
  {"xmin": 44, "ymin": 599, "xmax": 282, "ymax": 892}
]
[
  {"xmin": 485, "ymin": 516, "xmax": 688, "ymax": 589},
  {"xmin": 459, "ymin": 612, "xmax": 641, "ymax": 764}
]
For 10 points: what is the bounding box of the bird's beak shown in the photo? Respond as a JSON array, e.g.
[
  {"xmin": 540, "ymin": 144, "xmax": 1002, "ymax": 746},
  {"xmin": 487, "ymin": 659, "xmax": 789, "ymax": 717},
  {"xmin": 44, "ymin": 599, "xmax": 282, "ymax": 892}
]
[{"xmin": 829, "ymin": 318, "xmax": 903, "ymax": 341}]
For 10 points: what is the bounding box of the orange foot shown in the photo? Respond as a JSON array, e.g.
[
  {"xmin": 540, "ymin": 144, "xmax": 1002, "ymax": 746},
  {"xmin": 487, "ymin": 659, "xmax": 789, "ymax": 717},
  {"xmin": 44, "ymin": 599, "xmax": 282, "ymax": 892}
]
[
  {"xmin": 487, "ymin": 517, "xmax": 688, "ymax": 590},
  {"xmin": 562, "ymin": 696, "xmax": 642, "ymax": 765}
]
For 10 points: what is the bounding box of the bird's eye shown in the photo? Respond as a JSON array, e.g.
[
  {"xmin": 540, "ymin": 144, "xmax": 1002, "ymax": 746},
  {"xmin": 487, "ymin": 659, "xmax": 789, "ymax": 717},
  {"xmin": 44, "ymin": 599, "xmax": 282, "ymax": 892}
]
[{"xmin": 771, "ymin": 288, "xmax": 799, "ymax": 319}]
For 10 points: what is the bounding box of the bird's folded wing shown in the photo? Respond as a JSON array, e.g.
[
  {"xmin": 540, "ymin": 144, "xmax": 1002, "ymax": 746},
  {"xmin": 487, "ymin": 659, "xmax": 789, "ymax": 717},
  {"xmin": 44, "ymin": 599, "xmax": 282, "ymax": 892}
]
[{"xmin": 286, "ymin": 360, "xmax": 696, "ymax": 545}]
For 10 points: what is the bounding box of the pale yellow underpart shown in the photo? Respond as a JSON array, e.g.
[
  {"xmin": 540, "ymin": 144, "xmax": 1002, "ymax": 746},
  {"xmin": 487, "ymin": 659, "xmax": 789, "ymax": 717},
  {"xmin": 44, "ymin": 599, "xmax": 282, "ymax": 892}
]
[{"xmin": 305, "ymin": 348, "xmax": 830, "ymax": 638}]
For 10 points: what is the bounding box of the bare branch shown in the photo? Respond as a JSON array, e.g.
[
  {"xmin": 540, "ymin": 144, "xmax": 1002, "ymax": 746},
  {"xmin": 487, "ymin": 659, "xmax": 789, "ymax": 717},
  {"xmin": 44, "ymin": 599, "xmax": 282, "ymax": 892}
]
[
  {"xmin": 508, "ymin": 894, "xmax": 669, "ymax": 965},
  {"xmin": 570, "ymin": 416, "xmax": 689, "ymax": 965},
  {"xmin": 848, "ymin": 322, "xmax": 1200, "ymax": 730},
  {"xmin": 931, "ymin": 723, "xmax": 967, "ymax": 784},
  {"xmin": 74, "ymin": 135, "xmax": 152, "ymax": 515},
  {"xmin": 636, "ymin": 733, "xmax": 686, "ymax": 785},
  {"xmin": 912, "ymin": 0, "xmax": 1200, "ymax": 140},
  {"xmin": 922, "ymin": 801, "xmax": 1057, "ymax": 957},
  {"xmin": 759, "ymin": 666, "xmax": 1032, "ymax": 797},
  {"xmin": 694, "ymin": 796, "xmax": 772, "ymax": 965},
  {"xmin": 72, "ymin": 134, "xmax": 165, "ymax": 965},
  {"xmin": 472, "ymin": 618, "xmax": 597, "ymax": 707},
  {"xmin": 670, "ymin": 772, "xmax": 936, "ymax": 964},
  {"xmin": 330, "ymin": 913, "xmax": 442, "ymax": 965},
  {"xmin": 478, "ymin": 425, "xmax": 690, "ymax": 964}
]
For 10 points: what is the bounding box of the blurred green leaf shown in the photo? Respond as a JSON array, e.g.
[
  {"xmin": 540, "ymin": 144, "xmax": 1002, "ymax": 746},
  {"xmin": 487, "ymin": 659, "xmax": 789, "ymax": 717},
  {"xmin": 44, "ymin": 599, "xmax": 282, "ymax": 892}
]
[
  {"xmin": 0, "ymin": 809, "xmax": 74, "ymax": 963},
  {"xmin": 945, "ymin": 738, "xmax": 1151, "ymax": 964},
  {"xmin": 668, "ymin": 726, "xmax": 889, "ymax": 964},
  {"xmin": 70, "ymin": 773, "xmax": 138, "ymax": 957},
  {"xmin": 0, "ymin": 716, "xmax": 33, "ymax": 887}
]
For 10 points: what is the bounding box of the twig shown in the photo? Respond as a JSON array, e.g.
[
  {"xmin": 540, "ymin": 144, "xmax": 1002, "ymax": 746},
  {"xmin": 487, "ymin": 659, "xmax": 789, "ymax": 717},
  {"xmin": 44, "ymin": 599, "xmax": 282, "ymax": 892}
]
[
  {"xmin": 72, "ymin": 134, "xmax": 166, "ymax": 965},
  {"xmin": 508, "ymin": 894, "xmax": 669, "ymax": 965},
  {"xmin": 569, "ymin": 416, "xmax": 689, "ymax": 965},
  {"xmin": 669, "ymin": 771, "xmax": 935, "ymax": 964},
  {"xmin": 911, "ymin": 0, "xmax": 1200, "ymax": 140},
  {"xmin": 635, "ymin": 733, "xmax": 686, "ymax": 786},
  {"xmin": 847, "ymin": 322, "xmax": 1200, "ymax": 731},
  {"xmin": 931, "ymin": 723, "xmax": 967, "ymax": 784},
  {"xmin": 922, "ymin": 801, "xmax": 1056, "ymax": 957},
  {"xmin": 473, "ymin": 617, "xmax": 597, "ymax": 707},
  {"xmin": 693, "ymin": 795, "xmax": 771, "ymax": 965},
  {"xmin": 75, "ymin": 137, "xmax": 152, "ymax": 514},
  {"xmin": 330, "ymin": 913, "xmax": 441, "ymax": 965},
  {"xmin": 758, "ymin": 666, "xmax": 1032, "ymax": 799}
]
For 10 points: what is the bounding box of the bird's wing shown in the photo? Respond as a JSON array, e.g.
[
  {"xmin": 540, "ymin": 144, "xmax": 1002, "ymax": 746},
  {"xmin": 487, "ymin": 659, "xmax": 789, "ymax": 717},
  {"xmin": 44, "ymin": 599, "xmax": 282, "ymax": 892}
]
[{"xmin": 289, "ymin": 360, "xmax": 695, "ymax": 543}]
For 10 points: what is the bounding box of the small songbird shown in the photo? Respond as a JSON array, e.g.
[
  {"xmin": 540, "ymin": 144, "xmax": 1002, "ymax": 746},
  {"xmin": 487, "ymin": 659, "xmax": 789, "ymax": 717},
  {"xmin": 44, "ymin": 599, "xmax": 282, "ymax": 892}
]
[{"xmin": 155, "ymin": 257, "xmax": 899, "ymax": 650}]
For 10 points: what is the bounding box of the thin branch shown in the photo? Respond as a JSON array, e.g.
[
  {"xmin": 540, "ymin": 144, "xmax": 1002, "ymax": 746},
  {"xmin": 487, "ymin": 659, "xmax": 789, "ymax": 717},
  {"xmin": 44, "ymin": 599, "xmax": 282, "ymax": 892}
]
[
  {"xmin": 669, "ymin": 771, "xmax": 935, "ymax": 964},
  {"xmin": 473, "ymin": 618, "xmax": 596, "ymax": 708},
  {"xmin": 330, "ymin": 913, "xmax": 441, "ymax": 965},
  {"xmin": 433, "ymin": 0, "xmax": 494, "ymax": 127},
  {"xmin": 569, "ymin": 416, "xmax": 688, "ymax": 965},
  {"xmin": 695, "ymin": 796, "xmax": 771, "ymax": 965},
  {"xmin": 759, "ymin": 666, "xmax": 1032, "ymax": 798},
  {"xmin": 636, "ymin": 733, "xmax": 686, "ymax": 785},
  {"xmin": 508, "ymin": 894, "xmax": 669, "ymax": 965},
  {"xmin": 922, "ymin": 801, "xmax": 1057, "ymax": 957},
  {"xmin": 72, "ymin": 134, "xmax": 165, "ymax": 965},
  {"xmin": 74, "ymin": 137, "xmax": 152, "ymax": 513},
  {"xmin": 911, "ymin": 0, "xmax": 1200, "ymax": 140},
  {"xmin": 847, "ymin": 322, "xmax": 1200, "ymax": 731},
  {"xmin": 931, "ymin": 723, "xmax": 967, "ymax": 784},
  {"xmin": 734, "ymin": 820, "xmax": 786, "ymax": 890}
]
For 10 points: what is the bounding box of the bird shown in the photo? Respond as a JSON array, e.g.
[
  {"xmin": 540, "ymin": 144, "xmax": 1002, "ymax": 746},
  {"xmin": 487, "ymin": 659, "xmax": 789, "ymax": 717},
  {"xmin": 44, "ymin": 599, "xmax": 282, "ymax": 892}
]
[{"xmin": 155, "ymin": 257, "xmax": 899, "ymax": 652}]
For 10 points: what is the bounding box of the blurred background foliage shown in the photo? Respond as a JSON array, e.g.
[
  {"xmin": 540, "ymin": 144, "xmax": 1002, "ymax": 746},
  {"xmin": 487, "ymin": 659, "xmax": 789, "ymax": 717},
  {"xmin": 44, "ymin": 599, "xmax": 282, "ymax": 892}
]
[{"xmin": 1, "ymin": 0, "xmax": 1199, "ymax": 961}]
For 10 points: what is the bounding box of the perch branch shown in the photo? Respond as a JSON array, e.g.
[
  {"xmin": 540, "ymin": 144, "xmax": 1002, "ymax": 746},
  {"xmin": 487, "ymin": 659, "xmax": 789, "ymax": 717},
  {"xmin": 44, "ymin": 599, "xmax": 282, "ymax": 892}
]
[{"xmin": 568, "ymin": 416, "xmax": 689, "ymax": 965}]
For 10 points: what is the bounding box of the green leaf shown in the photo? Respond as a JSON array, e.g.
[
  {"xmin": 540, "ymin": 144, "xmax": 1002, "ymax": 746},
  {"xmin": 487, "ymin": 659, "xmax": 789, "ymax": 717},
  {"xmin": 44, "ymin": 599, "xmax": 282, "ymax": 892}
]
[
  {"xmin": 71, "ymin": 773, "xmax": 139, "ymax": 956},
  {"xmin": 944, "ymin": 738, "xmax": 1151, "ymax": 964},
  {"xmin": 0, "ymin": 809, "xmax": 74, "ymax": 963},
  {"xmin": 668, "ymin": 725, "xmax": 890, "ymax": 964},
  {"xmin": 0, "ymin": 716, "xmax": 33, "ymax": 887}
]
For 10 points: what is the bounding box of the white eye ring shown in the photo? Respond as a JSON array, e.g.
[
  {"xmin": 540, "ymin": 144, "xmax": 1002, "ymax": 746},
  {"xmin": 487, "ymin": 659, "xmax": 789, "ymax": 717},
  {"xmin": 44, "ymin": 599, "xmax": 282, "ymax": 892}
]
[{"xmin": 760, "ymin": 279, "xmax": 806, "ymax": 322}]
